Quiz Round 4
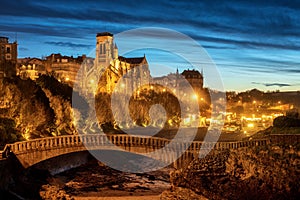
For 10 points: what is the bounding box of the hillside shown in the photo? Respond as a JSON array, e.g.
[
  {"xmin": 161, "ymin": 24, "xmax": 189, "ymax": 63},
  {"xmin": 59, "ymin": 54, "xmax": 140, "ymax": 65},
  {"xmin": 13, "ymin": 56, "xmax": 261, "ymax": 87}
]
[{"xmin": 0, "ymin": 76, "xmax": 88, "ymax": 146}]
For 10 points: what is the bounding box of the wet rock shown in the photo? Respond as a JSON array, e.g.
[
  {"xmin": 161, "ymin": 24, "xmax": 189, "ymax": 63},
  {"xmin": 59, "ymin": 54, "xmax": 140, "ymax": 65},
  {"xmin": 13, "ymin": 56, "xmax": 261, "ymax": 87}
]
[
  {"xmin": 169, "ymin": 146, "xmax": 300, "ymax": 200},
  {"xmin": 160, "ymin": 187, "xmax": 207, "ymax": 200}
]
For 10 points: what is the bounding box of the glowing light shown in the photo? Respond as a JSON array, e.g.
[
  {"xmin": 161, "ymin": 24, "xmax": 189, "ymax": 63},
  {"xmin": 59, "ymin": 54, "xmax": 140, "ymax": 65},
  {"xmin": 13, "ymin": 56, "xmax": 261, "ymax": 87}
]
[
  {"xmin": 65, "ymin": 77, "xmax": 70, "ymax": 81},
  {"xmin": 121, "ymin": 83, "xmax": 125, "ymax": 88},
  {"xmin": 253, "ymin": 100, "xmax": 256, "ymax": 104},
  {"xmin": 247, "ymin": 123, "xmax": 254, "ymax": 128},
  {"xmin": 183, "ymin": 117, "xmax": 191, "ymax": 126},
  {"xmin": 192, "ymin": 94, "xmax": 198, "ymax": 100}
]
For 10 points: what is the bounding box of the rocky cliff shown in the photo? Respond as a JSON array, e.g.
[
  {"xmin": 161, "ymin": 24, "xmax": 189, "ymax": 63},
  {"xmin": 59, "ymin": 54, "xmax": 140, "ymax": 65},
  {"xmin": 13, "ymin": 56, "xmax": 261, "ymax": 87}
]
[{"xmin": 169, "ymin": 145, "xmax": 299, "ymax": 199}]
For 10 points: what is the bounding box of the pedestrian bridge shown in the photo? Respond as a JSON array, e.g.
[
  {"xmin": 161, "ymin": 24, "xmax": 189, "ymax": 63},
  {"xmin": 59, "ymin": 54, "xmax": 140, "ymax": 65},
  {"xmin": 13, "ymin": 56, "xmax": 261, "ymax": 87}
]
[{"xmin": 1, "ymin": 134, "xmax": 269, "ymax": 169}]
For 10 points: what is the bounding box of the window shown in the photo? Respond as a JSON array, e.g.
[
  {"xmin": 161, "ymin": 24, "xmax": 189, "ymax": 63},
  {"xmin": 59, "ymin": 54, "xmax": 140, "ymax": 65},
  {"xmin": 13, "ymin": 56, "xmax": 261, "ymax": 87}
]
[{"xmin": 6, "ymin": 47, "xmax": 10, "ymax": 53}]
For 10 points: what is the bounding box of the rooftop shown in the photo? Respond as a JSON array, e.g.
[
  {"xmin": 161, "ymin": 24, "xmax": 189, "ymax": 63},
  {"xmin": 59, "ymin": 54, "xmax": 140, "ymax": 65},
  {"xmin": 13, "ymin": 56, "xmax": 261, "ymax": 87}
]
[
  {"xmin": 181, "ymin": 69, "xmax": 203, "ymax": 77},
  {"xmin": 118, "ymin": 56, "xmax": 146, "ymax": 64},
  {"xmin": 96, "ymin": 32, "xmax": 113, "ymax": 37},
  {"xmin": 0, "ymin": 36, "xmax": 9, "ymax": 43}
]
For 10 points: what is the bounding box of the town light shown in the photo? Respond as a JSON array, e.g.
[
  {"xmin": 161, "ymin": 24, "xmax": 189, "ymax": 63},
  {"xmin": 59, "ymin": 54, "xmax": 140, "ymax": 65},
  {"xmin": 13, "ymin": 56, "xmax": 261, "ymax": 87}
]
[
  {"xmin": 247, "ymin": 123, "xmax": 254, "ymax": 128},
  {"xmin": 192, "ymin": 94, "xmax": 198, "ymax": 100}
]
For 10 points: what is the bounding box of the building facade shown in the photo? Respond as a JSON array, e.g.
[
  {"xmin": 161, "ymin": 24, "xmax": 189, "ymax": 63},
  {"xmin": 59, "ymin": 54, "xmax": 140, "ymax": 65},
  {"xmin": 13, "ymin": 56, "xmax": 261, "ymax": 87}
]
[
  {"xmin": 153, "ymin": 69, "xmax": 204, "ymax": 94},
  {"xmin": 81, "ymin": 32, "xmax": 150, "ymax": 95},
  {"xmin": 0, "ymin": 36, "xmax": 17, "ymax": 78},
  {"xmin": 44, "ymin": 53, "xmax": 86, "ymax": 86},
  {"xmin": 17, "ymin": 58, "xmax": 46, "ymax": 80},
  {"xmin": 17, "ymin": 53, "xmax": 88, "ymax": 86}
]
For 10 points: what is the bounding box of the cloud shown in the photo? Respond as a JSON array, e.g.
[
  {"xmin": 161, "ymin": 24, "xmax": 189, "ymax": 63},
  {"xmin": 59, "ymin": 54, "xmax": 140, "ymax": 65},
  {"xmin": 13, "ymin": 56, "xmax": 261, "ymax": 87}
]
[
  {"xmin": 19, "ymin": 47, "xmax": 29, "ymax": 51},
  {"xmin": 279, "ymin": 69, "xmax": 300, "ymax": 74},
  {"xmin": 1, "ymin": 0, "xmax": 299, "ymax": 91},
  {"xmin": 251, "ymin": 82, "xmax": 292, "ymax": 87},
  {"xmin": 45, "ymin": 41, "xmax": 93, "ymax": 49}
]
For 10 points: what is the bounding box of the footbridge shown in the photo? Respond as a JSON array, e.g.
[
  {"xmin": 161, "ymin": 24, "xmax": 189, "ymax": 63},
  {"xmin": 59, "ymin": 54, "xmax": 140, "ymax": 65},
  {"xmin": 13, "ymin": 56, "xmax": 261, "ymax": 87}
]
[{"xmin": 0, "ymin": 134, "xmax": 269, "ymax": 169}]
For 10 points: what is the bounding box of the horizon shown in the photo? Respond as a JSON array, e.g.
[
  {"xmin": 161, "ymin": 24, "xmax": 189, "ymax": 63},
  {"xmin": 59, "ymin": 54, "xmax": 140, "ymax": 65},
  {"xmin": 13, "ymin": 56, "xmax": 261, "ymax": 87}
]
[{"xmin": 1, "ymin": 0, "xmax": 299, "ymax": 92}]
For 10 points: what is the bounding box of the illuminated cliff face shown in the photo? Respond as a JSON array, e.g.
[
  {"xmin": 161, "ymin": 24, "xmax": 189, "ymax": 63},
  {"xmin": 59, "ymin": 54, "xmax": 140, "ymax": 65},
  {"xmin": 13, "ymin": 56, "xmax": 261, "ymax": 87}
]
[
  {"xmin": 0, "ymin": 75, "xmax": 88, "ymax": 143},
  {"xmin": 0, "ymin": 77, "xmax": 55, "ymax": 142}
]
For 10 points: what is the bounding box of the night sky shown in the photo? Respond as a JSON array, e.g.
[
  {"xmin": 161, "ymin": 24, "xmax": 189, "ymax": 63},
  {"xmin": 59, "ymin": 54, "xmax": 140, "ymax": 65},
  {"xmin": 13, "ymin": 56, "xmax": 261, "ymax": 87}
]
[{"xmin": 1, "ymin": 0, "xmax": 299, "ymax": 91}]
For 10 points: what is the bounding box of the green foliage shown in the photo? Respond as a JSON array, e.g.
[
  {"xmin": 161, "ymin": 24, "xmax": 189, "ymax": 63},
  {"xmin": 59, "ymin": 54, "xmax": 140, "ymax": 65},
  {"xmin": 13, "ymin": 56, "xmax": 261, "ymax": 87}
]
[
  {"xmin": 36, "ymin": 75, "xmax": 89, "ymax": 118},
  {"xmin": 0, "ymin": 77, "xmax": 55, "ymax": 141},
  {"xmin": 273, "ymin": 116, "xmax": 300, "ymax": 128},
  {"xmin": 95, "ymin": 89, "xmax": 182, "ymax": 132},
  {"xmin": 0, "ymin": 118, "xmax": 22, "ymax": 146},
  {"xmin": 36, "ymin": 75, "xmax": 72, "ymax": 101}
]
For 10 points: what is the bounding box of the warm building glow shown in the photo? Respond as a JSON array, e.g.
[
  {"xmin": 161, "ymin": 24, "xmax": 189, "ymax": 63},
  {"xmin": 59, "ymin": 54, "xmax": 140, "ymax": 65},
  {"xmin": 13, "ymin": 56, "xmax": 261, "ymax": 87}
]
[{"xmin": 247, "ymin": 123, "xmax": 254, "ymax": 128}]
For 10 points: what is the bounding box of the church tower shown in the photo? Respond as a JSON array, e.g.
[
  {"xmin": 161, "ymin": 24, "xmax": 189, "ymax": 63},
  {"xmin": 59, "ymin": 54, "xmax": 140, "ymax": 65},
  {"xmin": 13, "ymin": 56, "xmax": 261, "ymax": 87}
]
[{"xmin": 95, "ymin": 32, "xmax": 118, "ymax": 69}]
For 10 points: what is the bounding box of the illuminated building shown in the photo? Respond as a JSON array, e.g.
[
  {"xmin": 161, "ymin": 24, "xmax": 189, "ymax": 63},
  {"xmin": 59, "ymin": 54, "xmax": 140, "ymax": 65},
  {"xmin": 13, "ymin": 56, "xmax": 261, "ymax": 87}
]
[
  {"xmin": 0, "ymin": 36, "xmax": 17, "ymax": 78},
  {"xmin": 83, "ymin": 32, "xmax": 150, "ymax": 94},
  {"xmin": 17, "ymin": 58, "xmax": 46, "ymax": 80},
  {"xmin": 44, "ymin": 53, "xmax": 87, "ymax": 86}
]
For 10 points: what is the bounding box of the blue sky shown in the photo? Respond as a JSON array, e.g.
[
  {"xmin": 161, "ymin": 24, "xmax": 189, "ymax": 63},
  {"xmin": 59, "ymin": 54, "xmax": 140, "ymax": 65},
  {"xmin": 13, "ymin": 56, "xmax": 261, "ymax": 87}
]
[{"xmin": 0, "ymin": 0, "xmax": 299, "ymax": 91}]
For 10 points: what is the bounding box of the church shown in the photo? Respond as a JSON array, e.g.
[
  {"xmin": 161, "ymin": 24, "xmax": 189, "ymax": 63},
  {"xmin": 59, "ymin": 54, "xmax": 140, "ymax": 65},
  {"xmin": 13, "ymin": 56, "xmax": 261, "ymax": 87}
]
[{"xmin": 81, "ymin": 32, "xmax": 150, "ymax": 95}]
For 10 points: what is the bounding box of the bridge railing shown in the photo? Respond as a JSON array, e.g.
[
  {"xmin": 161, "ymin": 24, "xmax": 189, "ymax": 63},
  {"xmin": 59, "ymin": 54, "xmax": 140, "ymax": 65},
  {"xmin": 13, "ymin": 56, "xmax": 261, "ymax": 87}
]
[{"xmin": 1, "ymin": 134, "xmax": 270, "ymax": 158}]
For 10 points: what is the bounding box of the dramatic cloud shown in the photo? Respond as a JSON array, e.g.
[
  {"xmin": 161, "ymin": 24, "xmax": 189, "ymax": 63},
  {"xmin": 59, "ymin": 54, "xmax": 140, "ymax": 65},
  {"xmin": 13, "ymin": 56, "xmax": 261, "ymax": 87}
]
[
  {"xmin": 252, "ymin": 82, "xmax": 292, "ymax": 87},
  {"xmin": 45, "ymin": 41, "xmax": 93, "ymax": 49},
  {"xmin": 0, "ymin": 0, "xmax": 299, "ymax": 91}
]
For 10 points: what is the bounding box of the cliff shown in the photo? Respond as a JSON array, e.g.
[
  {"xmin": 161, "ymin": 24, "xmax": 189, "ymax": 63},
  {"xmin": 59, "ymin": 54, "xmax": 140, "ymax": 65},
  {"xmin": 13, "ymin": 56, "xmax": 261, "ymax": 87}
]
[{"xmin": 169, "ymin": 144, "xmax": 299, "ymax": 199}]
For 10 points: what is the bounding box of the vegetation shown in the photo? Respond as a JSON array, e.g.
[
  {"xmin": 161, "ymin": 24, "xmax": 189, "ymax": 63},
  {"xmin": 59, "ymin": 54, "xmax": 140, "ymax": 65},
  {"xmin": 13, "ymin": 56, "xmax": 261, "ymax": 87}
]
[
  {"xmin": 0, "ymin": 77, "xmax": 55, "ymax": 142},
  {"xmin": 0, "ymin": 118, "xmax": 22, "ymax": 147},
  {"xmin": 273, "ymin": 116, "xmax": 300, "ymax": 128},
  {"xmin": 0, "ymin": 75, "xmax": 89, "ymax": 144},
  {"xmin": 95, "ymin": 87, "xmax": 182, "ymax": 133}
]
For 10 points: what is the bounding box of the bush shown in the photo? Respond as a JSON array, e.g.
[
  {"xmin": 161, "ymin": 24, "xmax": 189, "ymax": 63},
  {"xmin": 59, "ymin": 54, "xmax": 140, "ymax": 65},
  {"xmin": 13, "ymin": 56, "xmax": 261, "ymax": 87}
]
[{"xmin": 273, "ymin": 116, "xmax": 300, "ymax": 128}]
